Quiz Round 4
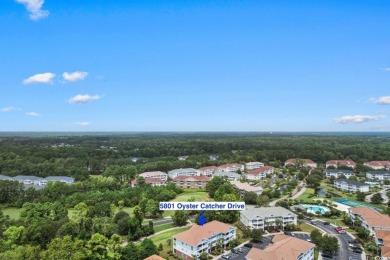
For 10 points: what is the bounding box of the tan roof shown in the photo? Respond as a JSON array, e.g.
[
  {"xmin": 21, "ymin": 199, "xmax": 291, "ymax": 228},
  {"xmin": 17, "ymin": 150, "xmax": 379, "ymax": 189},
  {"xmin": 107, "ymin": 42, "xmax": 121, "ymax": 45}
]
[
  {"xmin": 218, "ymin": 163, "xmax": 243, "ymax": 168},
  {"xmin": 144, "ymin": 255, "xmax": 165, "ymax": 260},
  {"xmin": 350, "ymin": 207, "xmax": 390, "ymax": 228},
  {"xmin": 246, "ymin": 234, "xmax": 315, "ymax": 260},
  {"xmin": 382, "ymin": 246, "xmax": 390, "ymax": 257},
  {"xmin": 247, "ymin": 166, "xmax": 274, "ymax": 175},
  {"xmin": 285, "ymin": 158, "xmax": 315, "ymax": 164},
  {"xmin": 364, "ymin": 161, "xmax": 390, "ymax": 167},
  {"xmin": 230, "ymin": 181, "xmax": 263, "ymax": 192},
  {"xmin": 198, "ymin": 166, "xmax": 218, "ymax": 171},
  {"xmin": 172, "ymin": 176, "xmax": 210, "ymax": 182},
  {"xmin": 173, "ymin": 221, "xmax": 234, "ymax": 246},
  {"xmin": 375, "ymin": 230, "xmax": 390, "ymax": 242},
  {"xmin": 246, "ymin": 162, "xmax": 262, "ymax": 165},
  {"xmin": 139, "ymin": 171, "xmax": 167, "ymax": 177},
  {"xmin": 326, "ymin": 160, "xmax": 356, "ymax": 166}
]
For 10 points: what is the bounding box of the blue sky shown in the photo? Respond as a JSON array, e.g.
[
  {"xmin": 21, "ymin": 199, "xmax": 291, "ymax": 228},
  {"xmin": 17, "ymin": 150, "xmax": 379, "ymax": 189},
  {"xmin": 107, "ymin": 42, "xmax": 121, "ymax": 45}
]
[{"xmin": 1, "ymin": 0, "xmax": 390, "ymax": 131}]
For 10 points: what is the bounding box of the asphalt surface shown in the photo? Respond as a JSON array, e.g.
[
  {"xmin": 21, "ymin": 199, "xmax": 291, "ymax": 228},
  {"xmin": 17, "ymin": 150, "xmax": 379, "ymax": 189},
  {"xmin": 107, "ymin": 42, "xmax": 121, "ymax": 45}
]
[
  {"xmin": 218, "ymin": 233, "xmax": 313, "ymax": 260},
  {"xmin": 307, "ymin": 220, "xmax": 362, "ymax": 260}
]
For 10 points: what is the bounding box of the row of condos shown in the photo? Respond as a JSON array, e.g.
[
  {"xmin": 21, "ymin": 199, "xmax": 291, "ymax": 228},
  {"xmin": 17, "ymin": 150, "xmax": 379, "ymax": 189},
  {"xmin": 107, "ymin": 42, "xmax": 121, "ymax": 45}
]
[{"xmin": 240, "ymin": 206, "xmax": 297, "ymax": 230}]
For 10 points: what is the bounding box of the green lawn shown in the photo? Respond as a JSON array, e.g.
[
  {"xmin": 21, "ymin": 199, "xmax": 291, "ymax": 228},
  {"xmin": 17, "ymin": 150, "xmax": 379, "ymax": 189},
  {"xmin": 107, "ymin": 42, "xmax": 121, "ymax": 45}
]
[
  {"xmin": 171, "ymin": 191, "xmax": 212, "ymax": 202},
  {"xmin": 296, "ymin": 188, "xmax": 316, "ymax": 202},
  {"xmin": 298, "ymin": 222, "xmax": 317, "ymax": 233},
  {"xmin": 2, "ymin": 207, "xmax": 21, "ymax": 220},
  {"xmin": 147, "ymin": 226, "xmax": 191, "ymax": 258},
  {"xmin": 153, "ymin": 223, "xmax": 175, "ymax": 233}
]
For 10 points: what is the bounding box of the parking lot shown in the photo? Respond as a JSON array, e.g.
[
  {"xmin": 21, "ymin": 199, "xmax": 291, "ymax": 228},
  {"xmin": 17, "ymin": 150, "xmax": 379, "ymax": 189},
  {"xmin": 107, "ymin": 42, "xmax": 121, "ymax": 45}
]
[
  {"xmin": 290, "ymin": 232, "xmax": 311, "ymax": 242},
  {"xmin": 218, "ymin": 236, "xmax": 274, "ymax": 260},
  {"xmin": 308, "ymin": 220, "xmax": 363, "ymax": 260}
]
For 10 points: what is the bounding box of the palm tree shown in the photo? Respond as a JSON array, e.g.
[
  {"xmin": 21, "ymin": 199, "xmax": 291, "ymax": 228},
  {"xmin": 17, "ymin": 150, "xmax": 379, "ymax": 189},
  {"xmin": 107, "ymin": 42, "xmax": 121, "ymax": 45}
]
[{"xmin": 275, "ymin": 219, "xmax": 283, "ymax": 231}]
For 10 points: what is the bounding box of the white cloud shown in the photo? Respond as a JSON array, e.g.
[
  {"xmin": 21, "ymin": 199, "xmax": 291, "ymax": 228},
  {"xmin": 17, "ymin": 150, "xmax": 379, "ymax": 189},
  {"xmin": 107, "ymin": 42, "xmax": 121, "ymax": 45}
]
[
  {"xmin": 26, "ymin": 112, "xmax": 41, "ymax": 117},
  {"xmin": 334, "ymin": 115, "xmax": 385, "ymax": 124},
  {"xmin": 16, "ymin": 0, "xmax": 49, "ymax": 20},
  {"xmin": 1, "ymin": 107, "xmax": 16, "ymax": 112},
  {"xmin": 63, "ymin": 71, "xmax": 89, "ymax": 82},
  {"xmin": 68, "ymin": 94, "xmax": 102, "ymax": 104},
  {"xmin": 74, "ymin": 121, "xmax": 91, "ymax": 126},
  {"xmin": 23, "ymin": 72, "xmax": 55, "ymax": 84},
  {"xmin": 381, "ymin": 68, "xmax": 390, "ymax": 71},
  {"xmin": 371, "ymin": 96, "xmax": 390, "ymax": 105}
]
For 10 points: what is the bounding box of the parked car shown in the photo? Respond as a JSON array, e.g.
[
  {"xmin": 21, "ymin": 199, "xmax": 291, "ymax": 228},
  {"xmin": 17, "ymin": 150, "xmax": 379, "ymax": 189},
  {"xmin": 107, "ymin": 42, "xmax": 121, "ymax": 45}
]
[
  {"xmin": 335, "ymin": 227, "xmax": 346, "ymax": 233},
  {"xmin": 284, "ymin": 231, "xmax": 292, "ymax": 236},
  {"xmin": 238, "ymin": 248, "xmax": 244, "ymax": 253},
  {"xmin": 232, "ymin": 248, "xmax": 239, "ymax": 254},
  {"xmin": 323, "ymin": 221, "xmax": 330, "ymax": 225},
  {"xmin": 310, "ymin": 221, "xmax": 316, "ymax": 225},
  {"xmin": 244, "ymin": 243, "xmax": 253, "ymax": 248},
  {"xmin": 321, "ymin": 251, "xmax": 333, "ymax": 258},
  {"xmin": 351, "ymin": 246, "xmax": 363, "ymax": 253},
  {"xmin": 221, "ymin": 255, "xmax": 230, "ymax": 259}
]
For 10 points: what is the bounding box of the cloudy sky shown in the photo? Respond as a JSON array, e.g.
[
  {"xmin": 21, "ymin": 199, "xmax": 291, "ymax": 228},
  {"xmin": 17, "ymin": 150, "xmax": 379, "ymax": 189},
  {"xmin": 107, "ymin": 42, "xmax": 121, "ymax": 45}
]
[{"xmin": 1, "ymin": 0, "xmax": 390, "ymax": 131}]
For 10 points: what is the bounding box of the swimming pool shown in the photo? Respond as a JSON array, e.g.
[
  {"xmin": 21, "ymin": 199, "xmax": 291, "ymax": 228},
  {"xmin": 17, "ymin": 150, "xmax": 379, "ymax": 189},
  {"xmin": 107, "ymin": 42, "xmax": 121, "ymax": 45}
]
[{"xmin": 300, "ymin": 204, "xmax": 330, "ymax": 214}]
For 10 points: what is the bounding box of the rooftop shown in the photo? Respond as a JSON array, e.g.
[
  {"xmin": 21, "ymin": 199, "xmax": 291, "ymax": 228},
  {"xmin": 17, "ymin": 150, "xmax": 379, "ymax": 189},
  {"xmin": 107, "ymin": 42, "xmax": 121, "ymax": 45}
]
[
  {"xmin": 247, "ymin": 166, "xmax": 274, "ymax": 175},
  {"xmin": 326, "ymin": 160, "xmax": 356, "ymax": 165},
  {"xmin": 350, "ymin": 207, "xmax": 390, "ymax": 228},
  {"xmin": 240, "ymin": 206, "xmax": 296, "ymax": 219},
  {"xmin": 334, "ymin": 179, "xmax": 368, "ymax": 187},
  {"xmin": 230, "ymin": 181, "xmax": 263, "ymax": 192},
  {"xmin": 173, "ymin": 221, "xmax": 235, "ymax": 246},
  {"xmin": 246, "ymin": 234, "xmax": 314, "ymax": 260}
]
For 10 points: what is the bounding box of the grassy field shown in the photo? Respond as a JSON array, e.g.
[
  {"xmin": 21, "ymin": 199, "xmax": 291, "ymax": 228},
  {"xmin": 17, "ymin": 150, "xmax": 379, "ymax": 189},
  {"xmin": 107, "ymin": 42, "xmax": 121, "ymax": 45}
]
[
  {"xmin": 149, "ymin": 226, "xmax": 191, "ymax": 258},
  {"xmin": 171, "ymin": 191, "xmax": 211, "ymax": 202},
  {"xmin": 296, "ymin": 188, "xmax": 316, "ymax": 202},
  {"xmin": 298, "ymin": 222, "xmax": 318, "ymax": 233},
  {"xmin": 153, "ymin": 223, "xmax": 175, "ymax": 233},
  {"xmin": 2, "ymin": 207, "xmax": 21, "ymax": 220}
]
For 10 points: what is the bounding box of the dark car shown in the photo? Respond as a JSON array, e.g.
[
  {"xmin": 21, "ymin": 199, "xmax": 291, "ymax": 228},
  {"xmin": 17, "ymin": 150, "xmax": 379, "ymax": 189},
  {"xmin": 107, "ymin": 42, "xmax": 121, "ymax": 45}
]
[
  {"xmin": 323, "ymin": 221, "xmax": 330, "ymax": 225},
  {"xmin": 321, "ymin": 251, "xmax": 333, "ymax": 258},
  {"xmin": 352, "ymin": 247, "xmax": 363, "ymax": 253},
  {"xmin": 244, "ymin": 243, "xmax": 253, "ymax": 248},
  {"xmin": 232, "ymin": 248, "xmax": 239, "ymax": 254},
  {"xmin": 284, "ymin": 231, "xmax": 292, "ymax": 236}
]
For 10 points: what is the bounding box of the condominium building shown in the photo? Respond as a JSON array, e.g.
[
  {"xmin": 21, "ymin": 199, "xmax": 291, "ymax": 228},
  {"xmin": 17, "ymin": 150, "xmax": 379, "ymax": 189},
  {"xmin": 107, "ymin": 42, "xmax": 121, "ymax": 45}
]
[
  {"xmin": 326, "ymin": 160, "xmax": 356, "ymax": 169},
  {"xmin": 366, "ymin": 171, "xmax": 390, "ymax": 181},
  {"xmin": 240, "ymin": 206, "xmax": 297, "ymax": 230},
  {"xmin": 213, "ymin": 171, "xmax": 241, "ymax": 181},
  {"xmin": 246, "ymin": 234, "xmax": 315, "ymax": 260},
  {"xmin": 172, "ymin": 176, "xmax": 210, "ymax": 189},
  {"xmin": 246, "ymin": 166, "xmax": 274, "ymax": 181},
  {"xmin": 364, "ymin": 161, "xmax": 390, "ymax": 170},
  {"xmin": 245, "ymin": 162, "xmax": 264, "ymax": 171},
  {"xmin": 217, "ymin": 163, "xmax": 244, "ymax": 173},
  {"xmin": 131, "ymin": 178, "xmax": 167, "ymax": 187},
  {"xmin": 168, "ymin": 168, "xmax": 200, "ymax": 179},
  {"xmin": 173, "ymin": 221, "xmax": 236, "ymax": 260},
  {"xmin": 284, "ymin": 159, "xmax": 317, "ymax": 169},
  {"xmin": 334, "ymin": 179, "xmax": 369, "ymax": 193},
  {"xmin": 139, "ymin": 171, "xmax": 168, "ymax": 181},
  {"xmin": 349, "ymin": 207, "xmax": 390, "ymax": 236},
  {"xmin": 230, "ymin": 181, "xmax": 263, "ymax": 196},
  {"xmin": 198, "ymin": 166, "xmax": 218, "ymax": 176},
  {"xmin": 325, "ymin": 169, "xmax": 355, "ymax": 179}
]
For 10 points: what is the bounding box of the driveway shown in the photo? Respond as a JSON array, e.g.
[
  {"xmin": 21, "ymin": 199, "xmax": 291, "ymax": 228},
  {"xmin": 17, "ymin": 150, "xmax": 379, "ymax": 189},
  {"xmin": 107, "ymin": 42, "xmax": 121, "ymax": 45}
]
[{"xmin": 306, "ymin": 220, "xmax": 363, "ymax": 260}]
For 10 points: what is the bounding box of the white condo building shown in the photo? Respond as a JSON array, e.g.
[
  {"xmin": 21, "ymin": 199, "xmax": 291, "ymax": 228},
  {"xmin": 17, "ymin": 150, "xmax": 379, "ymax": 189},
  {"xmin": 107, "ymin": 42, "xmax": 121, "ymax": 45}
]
[{"xmin": 240, "ymin": 206, "xmax": 297, "ymax": 230}]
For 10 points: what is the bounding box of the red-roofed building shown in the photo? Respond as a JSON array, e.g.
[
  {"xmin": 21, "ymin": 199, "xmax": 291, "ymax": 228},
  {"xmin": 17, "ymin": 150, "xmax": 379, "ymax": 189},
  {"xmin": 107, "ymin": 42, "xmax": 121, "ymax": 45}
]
[
  {"xmin": 326, "ymin": 160, "xmax": 356, "ymax": 169},
  {"xmin": 364, "ymin": 161, "xmax": 390, "ymax": 170},
  {"xmin": 246, "ymin": 166, "xmax": 274, "ymax": 180},
  {"xmin": 284, "ymin": 159, "xmax": 317, "ymax": 168},
  {"xmin": 131, "ymin": 178, "xmax": 167, "ymax": 187},
  {"xmin": 198, "ymin": 166, "xmax": 218, "ymax": 176},
  {"xmin": 217, "ymin": 163, "xmax": 244, "ymax": 173},
  {"xmin": 172, "ymin": 176, "xmax": 210, "ymax": 189}
]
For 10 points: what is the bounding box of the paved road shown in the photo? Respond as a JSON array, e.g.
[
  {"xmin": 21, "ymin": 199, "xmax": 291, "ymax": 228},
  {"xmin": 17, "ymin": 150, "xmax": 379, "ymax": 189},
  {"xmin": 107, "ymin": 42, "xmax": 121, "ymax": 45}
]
[
  {"xmin": 270, "ymin": 181, "xmax": 306, "ymax": 206},
  {"xmin": 306, "ymin": 220, "xmax": 362, "ymax": 260}
]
